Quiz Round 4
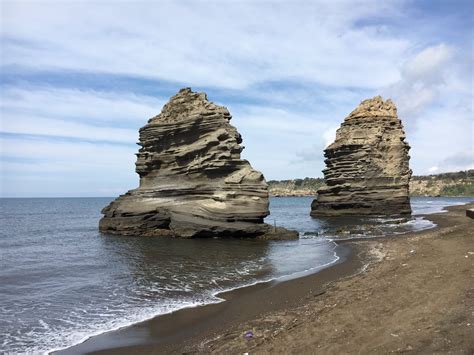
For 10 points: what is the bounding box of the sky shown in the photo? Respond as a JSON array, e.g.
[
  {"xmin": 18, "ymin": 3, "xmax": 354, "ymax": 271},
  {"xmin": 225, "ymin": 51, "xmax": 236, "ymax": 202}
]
[{"xmin": 1, "ymin": 0, "xmax": 473, "ymax": 197}]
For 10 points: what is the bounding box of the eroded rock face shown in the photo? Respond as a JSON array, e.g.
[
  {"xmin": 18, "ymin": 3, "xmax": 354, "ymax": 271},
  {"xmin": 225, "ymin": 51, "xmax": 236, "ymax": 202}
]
[
  {"xmin": 311, "ymin": 96, "xmax": 412, "ymax": 216},
  {"xmin": 100, "ymin": 88, "xmax": 297, "ymax": 239}
]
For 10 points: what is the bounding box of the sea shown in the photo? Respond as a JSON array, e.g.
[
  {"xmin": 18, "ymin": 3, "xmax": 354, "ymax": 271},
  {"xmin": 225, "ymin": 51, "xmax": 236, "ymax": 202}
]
[{"xmin": 0, "ymin": 196, "xmax": 472, "ymax": 353}]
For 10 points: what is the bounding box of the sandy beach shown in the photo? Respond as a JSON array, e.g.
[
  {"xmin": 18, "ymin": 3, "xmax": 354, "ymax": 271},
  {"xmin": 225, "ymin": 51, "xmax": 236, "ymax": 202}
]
[
  {"xmin": 197, "ymin": 203, "xmax": 474, "ymax": 354},
  {"xmin": 61, "ymin": 203, "xmax": 474, "ymax": 354}
]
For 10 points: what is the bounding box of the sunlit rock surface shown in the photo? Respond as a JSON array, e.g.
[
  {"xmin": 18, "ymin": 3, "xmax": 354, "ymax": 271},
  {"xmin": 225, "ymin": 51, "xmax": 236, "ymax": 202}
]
[
  {"xmin": 311, "ymin": 96, "xmax": 412, "ymax": 216},
  {"xmin": 100, "ymin": 88, "xmax": 297, "ymax": 239}
]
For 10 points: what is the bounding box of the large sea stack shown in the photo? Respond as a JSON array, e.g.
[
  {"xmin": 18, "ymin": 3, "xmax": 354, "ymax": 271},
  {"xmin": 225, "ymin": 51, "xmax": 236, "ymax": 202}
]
[
  {"xmin": 311, "ymin": 96, "xmax": 412, "ymax": 216},
  {"xmin": 100, "ymin": 88, "xmax": 297, "ymax": 239}
]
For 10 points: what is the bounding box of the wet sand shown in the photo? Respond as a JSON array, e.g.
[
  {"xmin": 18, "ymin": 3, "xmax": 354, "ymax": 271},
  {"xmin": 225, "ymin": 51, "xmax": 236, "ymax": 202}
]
[{"xmin": 61, "ymin": 203, "xmax": 474, "ymax": 354}]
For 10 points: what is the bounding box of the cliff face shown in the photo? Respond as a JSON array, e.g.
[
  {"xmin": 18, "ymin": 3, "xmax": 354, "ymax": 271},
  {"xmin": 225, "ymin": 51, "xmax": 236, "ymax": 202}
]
[
  {"xmin": 268, "ymin": 170, "xmax": 474, "ymax": 197},
  {"xmin": 268, "ymin": 178, "xmax": 324, "ymax": 196},
  {"xmin": 311, "ymin": 96, "xmax": 412, "ymax": 216},
  {"xmin": 410, "ymin": 170, "xmax": 474, "ymax": 196},
  {"xmin": 100, "ymin": 88, "xmax": 297, "ymax": 239}
]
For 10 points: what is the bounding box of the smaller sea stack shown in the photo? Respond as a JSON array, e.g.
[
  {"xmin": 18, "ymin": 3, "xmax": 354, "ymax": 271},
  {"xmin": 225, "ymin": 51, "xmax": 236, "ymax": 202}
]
[{"xmin": 311, "ymin": 96, "xmax": 412, "ymax": 216}]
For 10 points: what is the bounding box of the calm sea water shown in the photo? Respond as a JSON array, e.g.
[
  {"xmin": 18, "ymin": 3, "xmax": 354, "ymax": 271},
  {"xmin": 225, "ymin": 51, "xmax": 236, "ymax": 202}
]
[{"xmin": 0, "ymin": 196, "xmax": 472, "ymax": 353}]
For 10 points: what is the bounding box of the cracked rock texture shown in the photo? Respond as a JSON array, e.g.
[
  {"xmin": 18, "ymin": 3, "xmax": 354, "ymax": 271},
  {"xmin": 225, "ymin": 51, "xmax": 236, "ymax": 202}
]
[
  {"xmin": 100, "ymin": 88, "xmax": 297, "ymax": 239},
  {"xmin": 311, "ymin": 96, "xmax": 412, "ymax": 216}
]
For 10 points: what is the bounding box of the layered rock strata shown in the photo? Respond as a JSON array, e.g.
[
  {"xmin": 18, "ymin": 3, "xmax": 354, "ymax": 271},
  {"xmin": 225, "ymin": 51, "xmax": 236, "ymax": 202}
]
[
  {"xmin": 311, "ymin": 96, "xmax": 412, "ymax": 216},
  {"xmin": 100, "ymin": 88, "xmax": 297, "ymax": 239}
]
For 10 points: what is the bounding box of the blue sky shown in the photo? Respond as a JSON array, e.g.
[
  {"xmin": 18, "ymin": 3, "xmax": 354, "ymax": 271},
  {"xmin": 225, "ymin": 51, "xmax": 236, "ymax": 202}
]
[{"xmin": 1, "ymin": 0, "xmax": 473, "ymax": 197}]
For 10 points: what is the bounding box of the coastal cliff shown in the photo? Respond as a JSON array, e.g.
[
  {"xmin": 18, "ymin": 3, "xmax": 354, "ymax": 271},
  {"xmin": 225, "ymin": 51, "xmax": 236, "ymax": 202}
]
[
  {"xmin": 100, "ymin": 88, "xmax": 297, "ymax": 239},
  {"xmin": 311, "ymin": 96, "xmax": 412, "ymax": 216},
  {"xmin": 268, "ymin": 171, "xmax": 474, "ymax": 197},
  {"xmin": 409, "ymin": 170, "xmax": 474, "ymax": 196},
  {"xmin": 268, "ymin": 178, "xmax": 325, "ymax": 197}
]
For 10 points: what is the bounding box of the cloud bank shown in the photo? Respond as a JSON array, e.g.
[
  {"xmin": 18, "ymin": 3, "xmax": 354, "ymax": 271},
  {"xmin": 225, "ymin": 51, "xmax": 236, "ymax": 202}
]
[{"xmin": 1, "ymin": 0, "xmax": 472, "ymax": 196}]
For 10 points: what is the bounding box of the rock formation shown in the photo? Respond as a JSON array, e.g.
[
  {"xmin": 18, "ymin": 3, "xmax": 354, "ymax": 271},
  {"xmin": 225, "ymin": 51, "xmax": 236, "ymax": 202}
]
[
  {"xmin": 311, "ymin": 96, "xmax": 412, "ymax": 216},
  {"xmin": 100, "ymin": 88, "xmax": 297, "ymax": 239}
]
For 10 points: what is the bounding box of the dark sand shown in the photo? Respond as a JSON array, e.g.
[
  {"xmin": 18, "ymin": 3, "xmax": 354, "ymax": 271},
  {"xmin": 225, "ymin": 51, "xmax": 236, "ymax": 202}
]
[{"xmin": 60, "ymin": 203, "xmax": 474, "ymax": 354}]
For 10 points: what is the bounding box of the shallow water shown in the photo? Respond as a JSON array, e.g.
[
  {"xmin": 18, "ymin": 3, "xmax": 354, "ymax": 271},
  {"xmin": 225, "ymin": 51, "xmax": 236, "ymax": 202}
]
[{"xmin": 0, "ymin": 196, "xmax": 471, "ymax": 353}]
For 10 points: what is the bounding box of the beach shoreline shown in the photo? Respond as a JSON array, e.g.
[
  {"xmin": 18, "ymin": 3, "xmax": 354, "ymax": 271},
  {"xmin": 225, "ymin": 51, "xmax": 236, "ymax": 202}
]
[{"xmin": 59, "ymin": 203, "xmax": 474, "ymax": 354}]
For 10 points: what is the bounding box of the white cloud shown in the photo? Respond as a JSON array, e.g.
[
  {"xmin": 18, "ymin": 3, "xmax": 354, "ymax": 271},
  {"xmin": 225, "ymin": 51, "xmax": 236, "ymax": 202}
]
[
  {"xmin": 1, "ymin": 115, "xmax": 138, "ymax": 143},
  {"xmin": 1, "ymin": 0, "xmax": 472, "ymax": 194},
  {"xmin": 377, "ymin": 42, "xmax": 472, "ymax": 177},
  {"xmin": 228, "ymin": 104, "xmax": 344, "ymax": 178},
  {"xmin": 384, "ymin": 44, "xmax": 458, "ymax": 118},
  {"xmin": 0, "ymin": 87, "xmax": 163, "ymax": 196},
  {"xmin": 2, "ymin": 0, "xmax": 409, "ymax": 89},
  {"xmin": 402, "ymin": 44, "xmax": 453, "ymax": 83},
  {"xmin": 438, "ymin": 152, "xmax": 474, "ymax": 173},
  {"xmin": 232, "ymin": 105, "xmax": 330, "ymax": 135},
  {"xmin": 408, "ymin": 105, "xmax": 473, "ymax": 175},
  {"xmin": 0, "ymin": 136, "xmax": 135, "ymax": 171},
  {"xmin": 323, "ymin": 126, "xmax": 338, "ymax": 147},
  {"xmin": 0, "ymin": 136, "xmax": 138, "ymax": 196},
  {"xmin": 0, "ymin": 87, "xmax": 164, "ymax": 123},
  {"xmin": 0, "ymin": 87, "xmax": 167, "ymax": 142}
]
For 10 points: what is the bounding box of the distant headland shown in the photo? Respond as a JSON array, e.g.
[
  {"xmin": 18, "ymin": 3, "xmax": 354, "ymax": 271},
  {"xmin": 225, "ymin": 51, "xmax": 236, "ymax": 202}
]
[{"xmin": 268, "ymin": 169, "xmax": 474, "ymax": 197}]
